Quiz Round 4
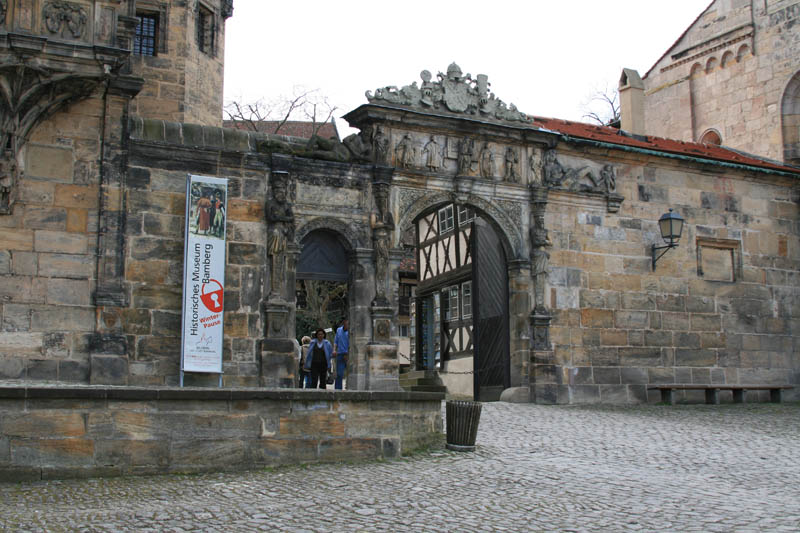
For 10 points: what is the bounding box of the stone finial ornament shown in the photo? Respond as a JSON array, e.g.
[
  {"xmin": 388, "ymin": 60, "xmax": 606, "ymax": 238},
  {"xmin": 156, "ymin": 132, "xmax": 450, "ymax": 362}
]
[{"xmin": 366, "ymin": 63, "xmax": 532, "ymax": 123}]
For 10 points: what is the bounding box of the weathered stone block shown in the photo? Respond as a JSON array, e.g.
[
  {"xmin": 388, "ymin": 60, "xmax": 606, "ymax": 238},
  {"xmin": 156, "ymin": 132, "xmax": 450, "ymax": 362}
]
[
  {"xmin": 228, "ymin": 243, "xmax": 264, "ymax": 265},
  {"xmin": 675, "ymin": 349, "xmax": 717, "ymax": 367},
  {"xmin": 11, "ymin": 251, "xmax": 37, "ymax": 275},
  {"xmin": 599, "ymin": 385, "xmax": 628, "ymax": 404},
  {"xmin": 571, "ymin": 385, "xmax": 600, "ymax": 403},
  {"xmin": 621, "ymin": 292, "xmax": 656, "ymax": 310},
  {"xmin": 589, "ymin": 347, "xmax": 619, "ymax": 366},
  {"xmin": 31, "ymin": 306, "xmax": 93, "ymax": 332},
  {"xmin": 0, "ymin": 357, "xmax": 25, "ymax": 379},
  {"xmin": 620, "ymin": 367, "xmax": 648, "ymax": 384},
  {"xmin": 0, "ymin": 230, "xmax": 34, "ymax": 252},
  {"xmin": 255, "ymin": 438, "xmax": 318, "ymax": 465},
  {"xmin": 594, "ymin": 367, "xmax": 621, "ymax": 384},
  {"xmin": 647, "ymin": 367, "xmax": 675, "ymax": 384},
  {"xmin": 645, "ymin": 330, "xmax": 672, "ymax": 347},
  {"xmin": 129, "ymin": 237, "xmax": 184, "ymax": 261},
  {"xmin": 619, "ymin": 347, "xmax": 661, "ymax": 366},
  {"xmin": 46, "ymin": 278, "xmax": 91, "ymax": 306},
  {"xmin": 132, "ymin": 285, "xmax": 182, "ymax": 310},
  {"xmin": 674, "ymin": 332, "xmax": 701, "ymax": 348},
  {"xmin": 38, "ymin": 254, "xmax": 94, "ymax": 278},
  {"xmin": 34, "ymin": 230, "xmax": 88, "ymax": 254},
  {"xmin": 690, "ymin": 314, "xmax": 721, "ymax": 331},
  {"xmin": 614, "ymin": 311, "xmax": 649, "ymax": 329},
  {"xmin": 319, "ymin": 438, "xmax": 382, "ymax": 462},
  {"xmin": 661, "ymin": 312, "xmax": 690, "ymax": 331},
  {"xmin": 26, "ymin": 359, "xmax": 58, "ymax": 381},
  {"xmin": 581, "ymin": 309, "xmax": 614, "ymax": 328},
  {"xmin": 59, "ymin": 360, "xmax": 89, "ymax": 382},
  {"xmin": 90, "ymin": 355, "xmax": 128, "ymax": 385}
]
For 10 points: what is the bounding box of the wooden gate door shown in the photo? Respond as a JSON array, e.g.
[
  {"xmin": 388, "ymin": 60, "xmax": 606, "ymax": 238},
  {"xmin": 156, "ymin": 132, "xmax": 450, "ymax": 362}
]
[{"xmin": 471, "ymin": 219, "xmax": 510, "ymax": 401}]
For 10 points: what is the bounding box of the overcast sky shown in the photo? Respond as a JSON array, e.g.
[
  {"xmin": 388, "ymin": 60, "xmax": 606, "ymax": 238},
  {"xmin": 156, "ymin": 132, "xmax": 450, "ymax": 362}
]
[{"xmin": 223, "ymin": 1, "xmax": 707, "ymax": 134}]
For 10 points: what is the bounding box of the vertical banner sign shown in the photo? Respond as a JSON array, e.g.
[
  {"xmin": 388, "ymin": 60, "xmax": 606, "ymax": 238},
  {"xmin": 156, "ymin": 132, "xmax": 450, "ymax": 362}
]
[{"xmin": 181, "ymin": 175, "xmax": 228, "ymax": 374}]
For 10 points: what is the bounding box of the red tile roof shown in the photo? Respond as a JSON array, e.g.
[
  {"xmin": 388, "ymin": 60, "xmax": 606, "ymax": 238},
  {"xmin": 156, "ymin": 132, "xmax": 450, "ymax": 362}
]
[
  {"xmin": 529, "ymin": 116, "xmax": 800, "ymax": 175},
  {"xmin": 223, "ymin": 119, "xmax": 340, "ymax": 141}
]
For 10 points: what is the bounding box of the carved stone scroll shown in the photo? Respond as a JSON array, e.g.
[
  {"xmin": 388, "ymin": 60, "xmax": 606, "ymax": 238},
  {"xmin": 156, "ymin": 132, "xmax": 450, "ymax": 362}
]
[{"xmin": 367, "ymin": 63, "xmax": 532, "ymax": 124}]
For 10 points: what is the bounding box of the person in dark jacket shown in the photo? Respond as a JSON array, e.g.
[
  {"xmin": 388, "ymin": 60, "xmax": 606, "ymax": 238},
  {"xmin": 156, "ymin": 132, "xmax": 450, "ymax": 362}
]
[{"xmin": 304, "ymin": 328, "xmax": 332, "ymax": 389}]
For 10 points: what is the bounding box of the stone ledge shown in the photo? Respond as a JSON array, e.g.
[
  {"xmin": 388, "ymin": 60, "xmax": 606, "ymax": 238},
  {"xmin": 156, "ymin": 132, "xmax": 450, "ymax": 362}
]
[{"xmin": 0, "ymin": 384, "xmax": 445, "ymax": 402}]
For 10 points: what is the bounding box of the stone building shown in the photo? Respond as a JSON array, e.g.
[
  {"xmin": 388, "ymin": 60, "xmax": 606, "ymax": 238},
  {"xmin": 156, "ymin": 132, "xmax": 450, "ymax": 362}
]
[
  {"xmin": 619, "ymin": 0, "xmax": 800, "ymax": 165},
  {"xmin": 0, "ymin": 0, "xmax": 797, "ymax": 407}
]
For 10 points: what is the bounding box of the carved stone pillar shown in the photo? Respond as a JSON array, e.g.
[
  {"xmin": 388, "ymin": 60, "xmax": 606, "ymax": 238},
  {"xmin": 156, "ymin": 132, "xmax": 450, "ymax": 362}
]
[
  {"xmin": 366, "ymin": 303, "xmax": 401, "ymax": 391},
  {"xmin": 260, "ymin": 156, "xmax": 298, "ymax": 388}
]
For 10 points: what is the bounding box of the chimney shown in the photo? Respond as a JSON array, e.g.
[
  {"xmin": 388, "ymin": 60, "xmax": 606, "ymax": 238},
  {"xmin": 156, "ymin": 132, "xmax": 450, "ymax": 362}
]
[{"xmin": 619, "ymin": 68, "xmax": 645, "ymax": 135}]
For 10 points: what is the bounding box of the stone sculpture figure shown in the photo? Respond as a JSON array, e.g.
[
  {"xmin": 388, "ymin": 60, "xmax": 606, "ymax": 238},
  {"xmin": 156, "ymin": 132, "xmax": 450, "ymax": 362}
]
[
  {"xmin": 530, "ymin": 214, "xmax": 551, "ymax": 314},
  {"xmin": 266, "ymin": 172, "xmax": 295, "ymax": 297},
  {"xmin": 370, "ymin": 186, "xmax": 395, "ymax": 305},
  {"xmin": 529, "ymin": 150, "xmax": 543, "ymax": 185},
  {"xmin": 599, "ymin": 164, "xmax": 616, "ymax": 193},
  {"xmin": 458, "ymin": 137, "xmax": 474, "ymax": 175},
  {"xmin": 395, "ymin": 134, "xmax": 415, "ymax": 169},
  {"xmin": 479, "ymin": 142, "xmax": 495, "ymax": 179},
  {"xmin": 504, "ymin": 147, "xmax": 519, "ymax": 183},
  {"xmin": 422, "ymin": 136, "xmax": 441, "ymax": 171},
  {"xmin": 373, "ymin": 126, "xmax": 390, "ymax": 165},
  {"xmin": 343, "ymin": 125, "xmax": 373, "ymax": 163},
  {"xmin": 0, "ymin": 149, "xmax": 18, "ymax": 215}
]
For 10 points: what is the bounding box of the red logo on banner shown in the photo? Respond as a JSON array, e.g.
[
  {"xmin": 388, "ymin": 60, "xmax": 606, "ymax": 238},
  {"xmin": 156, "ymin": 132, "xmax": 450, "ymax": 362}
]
[{"xmin": 200, "ymin": 279, "xmax": 224, "ymax": 312}]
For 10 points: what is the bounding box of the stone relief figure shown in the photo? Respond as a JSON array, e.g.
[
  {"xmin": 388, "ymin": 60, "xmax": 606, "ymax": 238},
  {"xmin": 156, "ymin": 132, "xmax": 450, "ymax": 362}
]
[
  {"xmin": 504, "ymin": 147, "xmax": 520, "ymax": 183},
  {"xmin": 0, "ymin": 149, "xmax": 18, "ymax": 215},
  {"xmin": 479, "ymin": 142, "xmax": 495, "ymax": 179},
  {"xmin": 395, "ymin": 134, "xmax": 415, "ymax": 169},
  {"xmin": 266, "ymin": 172, "xmax": 295, "ymax": 297},
  {"xmin": 529, "ymin": 150, "xmax": 543, "ymax": 186},
  {"xmin": 422, "ymin": 136, "xmax": 441, "ymax": 171},
  {"xmin": 457, "ymin": 137, "xmax": 475, "ymax": 175},
  {"xmin": 543, "ymin": 149, "xmax": 591, "ymax": 189},
  {"xmin": 370, "ymin": 186, "xmax": 395, "ymax": 305},
  {"xmin": 44, "ymin": 0, "xmax": 89, "ymax": 39},
  {"xmin": 342, "ymin": 125, "xmax": 373, "ymax": 163},
  {"xmin": 598, "ymin": 164, "xmax": 617, "ymax": 193},
  {"xmin": 530, "ymin": 214, "xmax": 552, "ymax": 314},
  {"xmin": 373, "ymin": 126, "xmax": 390, "ymax": 165}
]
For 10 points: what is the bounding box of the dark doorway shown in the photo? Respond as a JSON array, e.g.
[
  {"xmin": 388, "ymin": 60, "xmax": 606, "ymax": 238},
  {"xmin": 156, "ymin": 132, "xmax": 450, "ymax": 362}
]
[
  {"xmin": 471, "ymin": 218, "xmax": 510, "ymax": 401},
  {"xmin": 296, "ymin": 229, "xmax": 349, "ymax": 342}
]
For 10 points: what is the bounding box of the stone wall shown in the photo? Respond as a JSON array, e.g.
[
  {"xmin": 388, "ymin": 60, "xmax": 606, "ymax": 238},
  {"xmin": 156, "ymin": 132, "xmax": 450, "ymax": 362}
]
[
  {"xmin": 0, "ymin": 91, "xmax": 132, "ymax": 383},
  {"xmin": 641, "ymin": 0, "xmax": 800, "ymax": 162},
  {"xmin": 0, "ymin": 386, "xmax": 444, "ymax": 482},
  {"xmin": 535, "ymin": 145, "xmax": 800, "ymax": 404}
]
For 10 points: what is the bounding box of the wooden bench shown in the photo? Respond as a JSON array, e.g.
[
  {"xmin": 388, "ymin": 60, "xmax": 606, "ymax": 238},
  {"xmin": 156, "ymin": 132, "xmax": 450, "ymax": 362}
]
[{"xmin": 647, "ymin": 384, "xmax": 794, "ymax": 405}]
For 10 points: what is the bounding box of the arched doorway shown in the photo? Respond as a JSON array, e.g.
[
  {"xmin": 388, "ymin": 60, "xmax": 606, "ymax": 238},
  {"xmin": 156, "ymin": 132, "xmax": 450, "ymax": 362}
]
[
  {"xmin": 412, "ymin": 202, "xmax": 510, "ymax": 401},
  {"xmin": 296, "ymin": 229, "xmax": 350, "ymax": 386}
]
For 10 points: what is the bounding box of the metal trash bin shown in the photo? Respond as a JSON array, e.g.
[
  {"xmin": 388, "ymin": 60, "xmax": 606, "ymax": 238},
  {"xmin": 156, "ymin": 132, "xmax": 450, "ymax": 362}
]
[{"xmin": 445, "ymin": 400, "xmax": 482, "ymax": 452}]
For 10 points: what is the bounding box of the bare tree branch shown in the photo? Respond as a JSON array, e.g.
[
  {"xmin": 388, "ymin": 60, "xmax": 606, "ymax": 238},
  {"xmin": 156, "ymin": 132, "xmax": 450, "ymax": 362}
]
[
  {"xmin": 580, "ymin": 83, "xmax": 620, "ymax": 127},
  {"xmin": 223, "ymin": 87, "xmax": 338, "ymax": 137}
]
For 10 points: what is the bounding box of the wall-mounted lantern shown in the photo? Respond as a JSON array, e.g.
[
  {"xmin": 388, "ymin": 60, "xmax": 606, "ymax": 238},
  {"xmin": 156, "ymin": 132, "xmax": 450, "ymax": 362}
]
[{"xmin": 652, "ymin": 209, "xmax": 684, "ymax": 270}]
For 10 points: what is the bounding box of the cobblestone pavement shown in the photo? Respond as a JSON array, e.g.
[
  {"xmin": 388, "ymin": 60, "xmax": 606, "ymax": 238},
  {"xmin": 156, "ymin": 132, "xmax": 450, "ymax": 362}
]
[{"xmin": 2, "ymin": 402, "xmax": 799, "ymax": 532}]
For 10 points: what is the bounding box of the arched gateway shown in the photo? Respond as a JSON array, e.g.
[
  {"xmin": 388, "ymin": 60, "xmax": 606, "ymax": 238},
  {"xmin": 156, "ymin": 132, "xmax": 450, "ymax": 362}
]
[{"xmin": 262, "ymin": 64, "xmax": 565, "ymax": 400}]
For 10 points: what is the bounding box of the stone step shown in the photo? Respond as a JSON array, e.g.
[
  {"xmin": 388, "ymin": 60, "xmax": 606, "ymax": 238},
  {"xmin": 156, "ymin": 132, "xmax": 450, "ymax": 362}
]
[{"xmin": 407, "ymin": 384, "xmax": 448, "ymax": 393}]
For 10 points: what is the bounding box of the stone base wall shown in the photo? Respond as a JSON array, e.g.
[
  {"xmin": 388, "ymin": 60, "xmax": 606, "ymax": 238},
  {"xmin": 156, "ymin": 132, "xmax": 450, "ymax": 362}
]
[{"xmin": 0, "ymin": 386, "xmax": 444, "ymax": 482}]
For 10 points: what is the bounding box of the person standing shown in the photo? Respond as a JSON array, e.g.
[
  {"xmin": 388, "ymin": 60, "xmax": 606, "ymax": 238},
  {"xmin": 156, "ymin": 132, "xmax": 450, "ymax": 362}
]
[
  {"xmin": 298, "ymin": 335, "xmax": 311, "ymax": 388},
  {"xmin": 304, "ymin": 328, "xmax": 332, "ymax": 389},
  {"xmin": 333, "ymin": 318, "xmax": 349, "ymax": 390}
]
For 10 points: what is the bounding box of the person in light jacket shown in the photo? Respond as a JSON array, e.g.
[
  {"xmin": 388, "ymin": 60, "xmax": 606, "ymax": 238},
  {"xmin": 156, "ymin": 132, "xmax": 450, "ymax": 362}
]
[{"xmin": 304, "ymin": 328, "xmax": 332, "ymax": 389}]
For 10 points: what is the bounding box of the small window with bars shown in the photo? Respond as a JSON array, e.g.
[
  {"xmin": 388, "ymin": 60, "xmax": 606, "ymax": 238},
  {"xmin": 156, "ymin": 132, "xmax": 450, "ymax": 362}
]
[
  {"xmin": 197, "ymin": 5, "xmax": 215, "ymax": 55},
  {"xmin": 134, "ymin": 13, "xmax": 158, "ymax": 56}
]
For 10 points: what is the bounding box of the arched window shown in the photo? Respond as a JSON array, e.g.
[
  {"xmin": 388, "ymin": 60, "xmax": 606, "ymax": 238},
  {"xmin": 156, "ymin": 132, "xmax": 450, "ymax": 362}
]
[
  {"xmin": 705, "ymin": 57, "xmax": 718, "ymax": 73},
  {"xmin": 781, "ymin": 71, "xmax": 800, "ymax": 164}
]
